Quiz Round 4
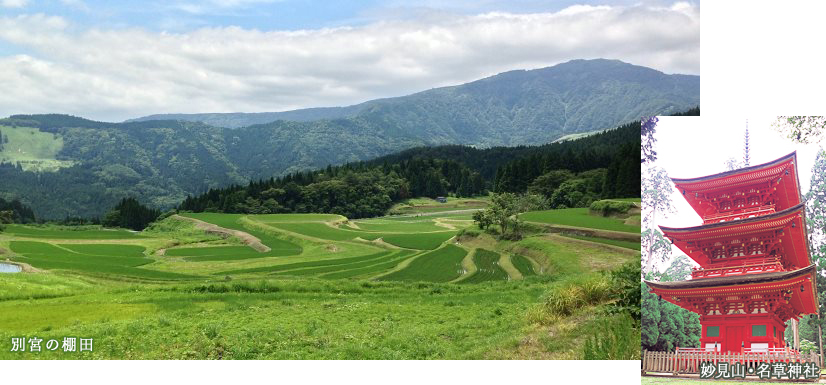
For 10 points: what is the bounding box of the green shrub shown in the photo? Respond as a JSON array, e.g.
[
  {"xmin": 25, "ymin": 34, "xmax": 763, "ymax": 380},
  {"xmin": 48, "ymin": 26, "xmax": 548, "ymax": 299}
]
[
  {"xmin": 608, "ymin": 258, "xmax": 642, "ymax": 323},
  {"xmin": 589, "ymin": 200, "xmax": 634, "ymax": 217},
  {"xmin": 457, "ymin": 228, "xmax": 480, "ymax": 238}
]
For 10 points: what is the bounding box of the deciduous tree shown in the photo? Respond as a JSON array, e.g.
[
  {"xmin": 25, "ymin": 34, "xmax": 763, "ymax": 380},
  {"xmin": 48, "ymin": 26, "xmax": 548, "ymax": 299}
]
[
  {"xmin": 641, "ymin": 116, "xmax": 659, "ymax": 164},
  {"xmin": 642, "ymin": 166, "xmax": 676, "ymax": 274},
  {"xmin": 773, "ymin": 116, "xmax": 826, "ymax": 144}
]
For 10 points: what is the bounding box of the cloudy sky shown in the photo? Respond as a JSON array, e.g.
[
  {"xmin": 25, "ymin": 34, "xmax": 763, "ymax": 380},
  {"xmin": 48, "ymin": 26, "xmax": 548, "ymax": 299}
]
[
  {"xmin": 0, "ymin": 0, "xmax": 699, "ymax": 121},
  {"xmin": 648, "ymin": 115, "xmax": 824, "ymax": 270}
]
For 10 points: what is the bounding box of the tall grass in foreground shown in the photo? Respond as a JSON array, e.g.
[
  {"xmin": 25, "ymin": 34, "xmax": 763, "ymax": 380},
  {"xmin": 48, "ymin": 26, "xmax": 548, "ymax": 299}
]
[
  {"xmin": 582, "ymin": 314, "xmax": 641, "ymax": 360},
  {"xmin": 543, "ymin": 275, "xmax": 612, "ymax": 316}
]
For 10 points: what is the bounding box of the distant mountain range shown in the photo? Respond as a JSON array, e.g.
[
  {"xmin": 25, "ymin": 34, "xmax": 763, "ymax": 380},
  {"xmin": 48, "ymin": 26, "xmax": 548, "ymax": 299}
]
[
  {"xmin": 130, "ymin": 59, "xmax": 699, "ymax": 145},
  {"xmin": 0, "ymin": 59, "xmax": 698, "ymax": 218}
]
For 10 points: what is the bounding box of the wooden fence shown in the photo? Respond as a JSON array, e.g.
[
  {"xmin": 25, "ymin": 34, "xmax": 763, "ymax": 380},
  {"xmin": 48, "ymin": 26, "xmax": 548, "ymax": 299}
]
[{"xmin": 642, "ymin": 349, "xmax": 821, "ymax": 375}]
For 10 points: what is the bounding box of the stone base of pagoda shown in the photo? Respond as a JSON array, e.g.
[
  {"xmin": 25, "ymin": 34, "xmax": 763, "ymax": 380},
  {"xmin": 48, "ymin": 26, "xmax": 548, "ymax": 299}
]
[{"xmin": 700, "ymin": 313, "xmax": 786, "ymax": 353}]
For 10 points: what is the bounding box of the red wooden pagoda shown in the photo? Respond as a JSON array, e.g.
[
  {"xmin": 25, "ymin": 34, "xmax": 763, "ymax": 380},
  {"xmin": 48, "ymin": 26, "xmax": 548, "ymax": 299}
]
[{"xmin": 646, "ymin": 152, "xmax": 819, "ymax": 353}]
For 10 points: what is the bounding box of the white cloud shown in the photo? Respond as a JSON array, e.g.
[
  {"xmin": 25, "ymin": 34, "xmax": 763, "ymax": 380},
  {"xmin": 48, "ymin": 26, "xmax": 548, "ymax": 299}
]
[
  {"xmin": 0, "ymin": 3, "xmax": 699, "ymax": 121},
  {"xmin": 59, "ymin": 0, "xmax": 90, "ymax": 12},
  {"xmin": 1, "ymin": 0, "xmax": 27, "ymax": 8}
]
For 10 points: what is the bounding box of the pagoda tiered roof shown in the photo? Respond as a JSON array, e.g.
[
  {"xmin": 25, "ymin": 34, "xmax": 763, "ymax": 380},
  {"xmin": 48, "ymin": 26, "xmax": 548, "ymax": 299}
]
[
  {"xmin": 646, "ymin": 265, "xmax": 818, "ymax": 320},
  {"xmin": 671, "ymin": 152, "xmax": 801, "ymax": 222},
  {"xmin": 659, "ymin": 203, "xmax": 812, "ymax": 270},
  {"xmin": 647, "ymin": 264, "xmax": 816, "ymax": 291}
]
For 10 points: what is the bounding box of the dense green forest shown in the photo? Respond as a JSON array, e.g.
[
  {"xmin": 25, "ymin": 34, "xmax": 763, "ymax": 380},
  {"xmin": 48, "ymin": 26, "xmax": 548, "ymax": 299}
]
[
  {"xmin": 179, "ymin": 159, "xmax": 481, "ymax": 218},
  {"xmin": 0, "ymin": 197, "xmax": 35, "ymax": 224},
  {"xmin": 101, "ymin": 197, "xmax": 161, "ymax": 231},
  {"xmin": 179, "ymin": 112, "xmax": 659, "ymax": 218}
]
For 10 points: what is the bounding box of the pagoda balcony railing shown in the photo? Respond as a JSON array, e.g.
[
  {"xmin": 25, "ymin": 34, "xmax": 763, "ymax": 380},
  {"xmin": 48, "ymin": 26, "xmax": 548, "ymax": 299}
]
[
  {"xmin": 676, "ymin": 346, "xmax": 799, "ymax": 354},
  {"xmin": 702, "ymin": 204, "xmax": 776, "ymax": 224},
  {"xmin": 743, "ymin": 347, "xmax": 797, "ymax": 354},
  {"xmin": 691, "ymin": 257, "xmax": 784, "ymax": 279}
]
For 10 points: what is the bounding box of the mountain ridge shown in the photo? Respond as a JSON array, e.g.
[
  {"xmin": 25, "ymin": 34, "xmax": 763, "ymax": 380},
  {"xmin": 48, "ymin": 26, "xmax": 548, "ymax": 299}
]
[{"xmin": 127, "ymin": 58, "xmax": 699, "ymax": 134}]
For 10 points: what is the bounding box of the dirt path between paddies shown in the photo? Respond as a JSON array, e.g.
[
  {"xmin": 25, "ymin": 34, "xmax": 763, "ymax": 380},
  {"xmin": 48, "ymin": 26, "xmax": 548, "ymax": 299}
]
[
  {"xmin": 172, "ymin": 214, "xmax": 270, "ymax": 252},
  {"xmin": 523, "ymin": 221, "xmax": 640, "ymax": 242},
  {"xmin": 543, "ymin": 233, "xmax": 638, "ymax": 256},
  {"xmin": 344, "ymin": 221, "xmax": 362, "ymax": 230},
  {"xmin": 498, "ymin": 253, "xmax": 522, "ymax": 280},
  {"xmin": 433, "ymin": 219, "xmax": 457, "ymax": 230},
  {"xmin": 382, "ymin": 208, "xmax": 483, "ymax": 219},
  {"xmin": 450, "ymin": 247, "xmax": 477, "ymax": 283}
]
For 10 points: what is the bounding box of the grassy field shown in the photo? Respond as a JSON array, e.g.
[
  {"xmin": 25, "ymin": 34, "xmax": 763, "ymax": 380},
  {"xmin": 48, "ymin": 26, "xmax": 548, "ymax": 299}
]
[
  {"xmin": 0, "ymin": 275, "xmax": 552, "ymax": 359},
  {"xmin": 520, "ymin": 208, "xmax": 641, "ymax": 233},
  {"xmin": 0, "ymin": 207, "xmax": 639, "ymax": 359},
  {"xmin": 0, "ymin": 125, "xmax": 75, "ymax": 171}
]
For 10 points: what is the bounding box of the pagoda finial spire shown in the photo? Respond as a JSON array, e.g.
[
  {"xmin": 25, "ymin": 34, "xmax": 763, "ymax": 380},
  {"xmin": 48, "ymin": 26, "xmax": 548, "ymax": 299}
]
[{"xmin": 743, "ymin": 119, "xmax": 750, "ymax": 167}]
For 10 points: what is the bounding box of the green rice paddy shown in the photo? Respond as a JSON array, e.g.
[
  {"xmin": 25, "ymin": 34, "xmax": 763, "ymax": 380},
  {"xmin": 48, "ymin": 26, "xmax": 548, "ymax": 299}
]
[
  {"xmin": 520, "ymin": 208, "xmax": 641, "ymax": 233},
  {"xmin": 267, "ymin": 220, "xmax": 455, "ymax": 249},
  {"xmin": 2, "ymin": 224, "xmax": 144, "ymax": 239},
  {"xmin": 8, "ymin": 241, "xmax": 194, "ymax": 279},
  {"xmin": 510, "ymin": 255, "xmax": 537, "ymax": 277},
  {"xmin": 459, "ymin": 249, "xmax": 509, "ymax": 284},
  {"xmin": 378, "ymin": 245, "xmax": 467, "ymax": 282},
  {"xmin": 561, "ymin": 234, "xmax": 641, "ymax": 250}
]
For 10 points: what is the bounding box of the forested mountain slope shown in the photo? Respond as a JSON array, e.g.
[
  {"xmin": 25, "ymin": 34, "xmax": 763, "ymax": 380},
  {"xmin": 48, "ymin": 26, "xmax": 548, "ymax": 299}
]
[
  {"xmin": 0, "ymin": 60, "xmax": 697, "ymax": 219},
  {"xmin": 131, "ymin": 59, "xmax": 699, "ymax": 144}
]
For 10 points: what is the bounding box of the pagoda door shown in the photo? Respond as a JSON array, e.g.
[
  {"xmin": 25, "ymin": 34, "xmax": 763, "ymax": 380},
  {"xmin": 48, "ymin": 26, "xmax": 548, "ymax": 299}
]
[{"xmin": 725, "ymin": 326, "xmax": 743, "ymax": 352}]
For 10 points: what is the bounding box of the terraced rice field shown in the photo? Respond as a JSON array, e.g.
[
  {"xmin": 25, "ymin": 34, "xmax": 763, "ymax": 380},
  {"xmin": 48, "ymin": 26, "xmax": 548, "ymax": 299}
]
[
  {"xmin": 2, "ymin": 224, "xmax": 144, "ymax": 239},
  {"xmin": 0, "ymin": 207, "xmax": 639, "ymax": 360},
  {"xmin": 319, "ymin": 250, "xmax": 417, "ymax": 279},
  {"xmin": 561, "ymin": 234, "xmax": 641, "ymax": 250},
  {"xmin": 510, "ymin": 254, "xmax": 537, "ymax": 277},
  {"xmin": 274, "ymin": 250, "xmax": 415, "ymax": 278},
  {"xmin": 177, "ymin": 213, "xmax": 303, "ymax": 257},
  {"xmin": 459, "ymin": 249, "xmax": 509, "ymax": 284},
  {"xmin": 9, "ymin": 241, "xmax": 194, "ymax": 279},
  {"xmin": 351, "ymin": 219, "xmax": 447, "ymax": 232},
  {"xmin": 165, "ymin": 245, "xmax": 270, "ymax": 261},
  {"xmin": 520, "ymin": 208, "xmax": 641, "ymax": 233},
  {"xmin": 268, "ymin": 220, "xmax": 455, "ymax": 249},
  {"xmin": 378, "ymin": 245, "xmax": 467, "ymax": 282}
]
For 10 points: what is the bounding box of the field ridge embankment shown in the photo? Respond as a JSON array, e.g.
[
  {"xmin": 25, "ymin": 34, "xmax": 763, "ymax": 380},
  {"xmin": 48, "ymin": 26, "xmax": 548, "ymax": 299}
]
[{"xmin": 172, "ymin": 214, "xmax": 270, "ymax": 252}]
